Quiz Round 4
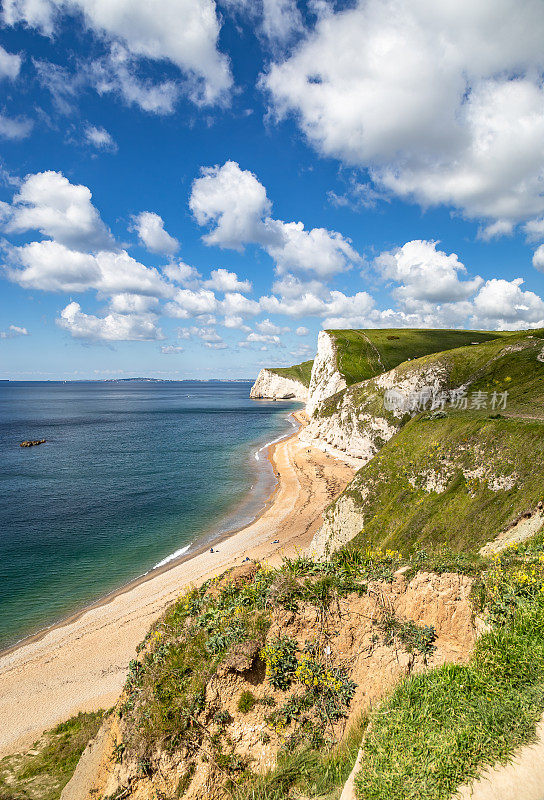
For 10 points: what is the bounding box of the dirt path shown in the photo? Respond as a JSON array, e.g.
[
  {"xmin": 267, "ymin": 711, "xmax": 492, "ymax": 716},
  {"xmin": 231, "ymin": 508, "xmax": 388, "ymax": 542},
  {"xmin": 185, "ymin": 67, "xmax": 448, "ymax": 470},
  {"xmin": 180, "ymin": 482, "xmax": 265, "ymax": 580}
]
[
  {"xmin": 455, "ymin": 717, "xmax": 544, "ymax": 800},
  {"xmin": 361, "ymin": 332, "xmax": 386, "ymax": 374}
]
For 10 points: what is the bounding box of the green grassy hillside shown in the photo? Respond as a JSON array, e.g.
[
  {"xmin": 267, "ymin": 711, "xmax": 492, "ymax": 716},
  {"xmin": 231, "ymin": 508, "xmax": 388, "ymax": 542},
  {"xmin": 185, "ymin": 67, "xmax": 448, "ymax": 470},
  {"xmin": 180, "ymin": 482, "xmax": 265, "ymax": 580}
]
[
  {"xmin": 346, "ymin": 413, "xmax": 544, "ymax": 555},
  {"xmin": 270, "ymin": 360, "xmax": 314, "ymax": 387},
  {"xmin": 355, "ymin": 531, "xmax": 544, "ymax": 799},
  {"xmin": 327, "ymin": 329, "xmax": 544, "ymax": 555},
  {"xmin": 327, "ymin": 328, "xmax": 511, "ymax": 385}
]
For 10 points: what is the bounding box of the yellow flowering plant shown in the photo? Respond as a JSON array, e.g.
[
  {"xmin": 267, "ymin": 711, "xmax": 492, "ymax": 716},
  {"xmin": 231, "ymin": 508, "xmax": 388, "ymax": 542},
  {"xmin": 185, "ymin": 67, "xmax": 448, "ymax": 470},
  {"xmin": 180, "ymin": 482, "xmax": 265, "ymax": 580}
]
[
  {"xmin": 476, "ymin": 533, "xmax": 544, "ymax": 623},
  {"xmin": 260, "ymin": 636, "xmax": 298, "ymax": 691}
]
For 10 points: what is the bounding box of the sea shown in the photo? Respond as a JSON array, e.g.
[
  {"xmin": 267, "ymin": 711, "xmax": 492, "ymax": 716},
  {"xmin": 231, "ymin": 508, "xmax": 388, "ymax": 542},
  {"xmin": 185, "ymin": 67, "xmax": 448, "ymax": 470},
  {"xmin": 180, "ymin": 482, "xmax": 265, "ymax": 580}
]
[{"xmin": 0, "ymin": 381, "xmax": 300, "ymax": 651}]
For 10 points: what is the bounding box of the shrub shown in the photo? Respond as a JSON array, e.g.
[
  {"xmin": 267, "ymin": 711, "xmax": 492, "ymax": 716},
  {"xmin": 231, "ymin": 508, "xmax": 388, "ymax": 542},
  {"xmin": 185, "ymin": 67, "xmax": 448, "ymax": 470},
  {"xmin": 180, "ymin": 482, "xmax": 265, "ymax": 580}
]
[
  {"xmin": 261, "ymin": 637, "xmax": 298, "ymax": 691},
  {"xmin": 379, "ymin": 611, "xmax": 436, "ymax": 657},
  {"xmin": 237, "ymin": 691, "xmax": 256, "ymax": 714},
  {"xmin": 474, "ymin": 540, "xmax": 544, "ymax": 624}
]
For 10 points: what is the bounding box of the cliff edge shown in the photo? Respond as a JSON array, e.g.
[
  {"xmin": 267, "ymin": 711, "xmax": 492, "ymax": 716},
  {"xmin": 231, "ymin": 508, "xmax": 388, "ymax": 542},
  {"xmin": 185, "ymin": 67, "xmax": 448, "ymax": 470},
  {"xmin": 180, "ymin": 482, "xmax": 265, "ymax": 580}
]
[{"xmin": 249, "ymin": 368, "xmax": 308, "ymax": 401}]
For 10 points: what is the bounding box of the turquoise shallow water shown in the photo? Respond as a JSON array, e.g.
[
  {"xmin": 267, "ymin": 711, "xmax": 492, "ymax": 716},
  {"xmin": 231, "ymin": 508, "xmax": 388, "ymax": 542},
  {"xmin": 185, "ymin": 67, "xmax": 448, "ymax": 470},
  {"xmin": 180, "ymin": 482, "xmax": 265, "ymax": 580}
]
[{"xmin": 0, "ymin": 381, "xmax": 299, "ymax": 650}]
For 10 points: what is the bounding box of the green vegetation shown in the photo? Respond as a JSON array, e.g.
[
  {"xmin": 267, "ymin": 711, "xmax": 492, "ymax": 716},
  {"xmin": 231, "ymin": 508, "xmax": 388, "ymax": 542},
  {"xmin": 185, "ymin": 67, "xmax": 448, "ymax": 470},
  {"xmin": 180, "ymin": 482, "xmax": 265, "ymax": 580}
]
[
  {"xmin": 238, "ymin": 690, "xmax": 257, "ymax": 714},
  {"xmin": 474, "ymin": 530, "xmax": 544, "ymax": 623},
  {"xmin": 0, "ymin": 711, "xmax": 105, "ymax": 800},
  {"xmin": 118, "ymin": 530, "xmax": 544, "ymax": 799},
  {"xmin": 346, "ymin": 413, "xmax": 544, "ymax": 555},
  {"xmin": 261, "ymin": 637, "xmax": 299, "ymax": 691},
  {"xmin": 327, "ymin": 328, "xmax": 509, "ymax": 385},
  {"xmin": 318, "ymin": 330, "xmax": 544, "ymax": 556},
  {"xmin": 121, "ymin": 584, "xmax": 271, "ymax": 757},
  {"xmin": 355, "ymin": 535, "xmax": 544, "ymax": 800},
  {"xmin": 233, "ymin": 719, "xmax": 367, "ymax": 800},
  {"xmin": 112, "ymin": 548, "xmax": 427, "ymax": 798},
  {"xmin": 270, "ymin": 360, "xmax": 314, "ymax": 387},
  {"xmin": 315, "ymin": 328, "xmax": 544, "ymax": 429},
  {"xmin": 120, "ymin": 550, "xmax": 402, "ymax": 762},
  {"xmin": 378, "ymin": 612, "xmax": 436, "ymax": 658},
  {"xmin": 261, "ymin": 639, "xmax": 356, "ymax": 744}
]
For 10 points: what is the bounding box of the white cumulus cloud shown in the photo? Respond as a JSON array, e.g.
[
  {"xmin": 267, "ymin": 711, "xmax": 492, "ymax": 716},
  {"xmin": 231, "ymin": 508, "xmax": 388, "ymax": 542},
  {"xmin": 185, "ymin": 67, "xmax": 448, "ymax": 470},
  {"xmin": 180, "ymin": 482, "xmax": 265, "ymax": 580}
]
[
  {"xmin": 3, "ymin": 0, "xmax": 232, "ymax": 105},
  {"xmin": 472, "ymin": 278, "xmax": 544, "ymax": 329},
  {"xmin": 190, "ymin": 160, "xmax": 271, "ymax": 250},
  {"xmin": 163, "ymin": 262, "xmax": 202, "ymax": 288},
  {"xmin": 374, "ymin": 240, "xmax": 483, "ymax": 310},
  {"xmin": 203, "ymin": 268, "xmax": 252, "ymax": 293},
  {"xmin": 532, "ymin": 245, "xmax": 544, "ymax": 272},
  {"xmin": 0, "ymin": 113, "xmax": 32, "ymax": 139},
  {"xmin": 221, "ymin": 291, "xmax": 260, "ymax": 318},
  {"xmin": 190, "ymin": 160, "xmax": 360, "ymax": 277},
  {"xmin": 90, "ymin": 45, "xmax": 180, "ymax": 114},
  {"xmin": 262, "ymin": 0, "xmax": 303, "ymax": 45},
  {"xmin": 245, "ymin": 331, "xmax": 282, "ymax": 345},
  {"xmin": 165, "ymin": 288, "xmax": 218, "ymax": 318},
  {"xmin": 84, "ymin": 124, "xmax": 117, "ymax": 151},
  {"xmin": 109, "ymin": 293, "xmax": 160, "ymax": 313},
  {"xmin": 161, "ymin": 344, "xmax": 184, "ymax": 353},
  {"xmin": 8, "ymin": 240, "xmax": 170, "ymax": 296},
  {"xmin": 256, "ymin": 318, "xmax": 289, "ymax": 335},
  {"xmin": 223, "ymin": 315, "xmax": 250, "ymax": 331},
  {"xmin": 0, "ymin": 45, "xmax": 21, "ymax": 79},
  {"xmin": 0, "ymin": 323, "xmax": 29, "ymax": 338},
  {"xmin": 221, "ymin": 0, "xmax": 302, "ymax": 47},
  {"xmin": 57, "ymin": 301, "xmax": 163, "ymax": 340},
  {"xmin": 131, "ymin": 210, "xmax": 179, "ymax": 255},
  {"xmin": 261, "ymin": 287, "xmax": 374, "ymax": 320},
  {"xmin": 5, "ymin": 170, "xmax": 114, "ymax": 251},
  {"xmin": 263, "ymin": 0, "xmax": 544, "ymax": 230}
]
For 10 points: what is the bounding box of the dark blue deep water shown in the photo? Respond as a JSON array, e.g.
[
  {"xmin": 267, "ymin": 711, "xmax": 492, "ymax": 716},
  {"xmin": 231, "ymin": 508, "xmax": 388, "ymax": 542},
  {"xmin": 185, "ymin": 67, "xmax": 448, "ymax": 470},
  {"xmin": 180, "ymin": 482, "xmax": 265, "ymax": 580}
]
[{"xmin": 0, "ymin": 381, "xmax": 299, "ymax": 650}]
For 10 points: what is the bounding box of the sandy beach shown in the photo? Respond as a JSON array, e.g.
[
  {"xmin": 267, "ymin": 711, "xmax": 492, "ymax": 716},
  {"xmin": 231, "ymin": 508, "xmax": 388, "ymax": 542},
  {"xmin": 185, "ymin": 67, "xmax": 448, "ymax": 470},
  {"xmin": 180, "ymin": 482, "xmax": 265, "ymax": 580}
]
[{"xmin": 0, "ymin": 412, "xmax": 354, "ymax": 758}]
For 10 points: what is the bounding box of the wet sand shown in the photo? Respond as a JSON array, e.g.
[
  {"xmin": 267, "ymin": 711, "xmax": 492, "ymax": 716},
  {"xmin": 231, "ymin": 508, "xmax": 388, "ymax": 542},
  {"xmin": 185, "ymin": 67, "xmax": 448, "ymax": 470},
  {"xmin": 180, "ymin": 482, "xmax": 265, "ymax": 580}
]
[{"xmin": 0, "ymin": 412, "xmax": 355, "ymax": 757}]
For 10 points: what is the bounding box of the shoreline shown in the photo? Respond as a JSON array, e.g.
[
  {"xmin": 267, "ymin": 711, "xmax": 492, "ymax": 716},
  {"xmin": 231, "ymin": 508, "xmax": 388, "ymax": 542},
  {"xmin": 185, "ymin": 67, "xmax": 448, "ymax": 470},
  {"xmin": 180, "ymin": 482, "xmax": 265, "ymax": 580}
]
[
  {"xmin": 0, "ymin": 412, "xmax": 302, "ymax": 660},
  {"xmin": 0, "ymin": 411, "xmax": 355, "ymax": 758}
]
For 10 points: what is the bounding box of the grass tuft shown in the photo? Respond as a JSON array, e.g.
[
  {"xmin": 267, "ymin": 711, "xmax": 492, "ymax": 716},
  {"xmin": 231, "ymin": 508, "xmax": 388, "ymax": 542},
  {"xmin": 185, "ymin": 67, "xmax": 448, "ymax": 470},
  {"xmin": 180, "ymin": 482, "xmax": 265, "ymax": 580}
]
[{"xmin": 238, "ymin": 691, "xmax": 257, "ymax": 714}]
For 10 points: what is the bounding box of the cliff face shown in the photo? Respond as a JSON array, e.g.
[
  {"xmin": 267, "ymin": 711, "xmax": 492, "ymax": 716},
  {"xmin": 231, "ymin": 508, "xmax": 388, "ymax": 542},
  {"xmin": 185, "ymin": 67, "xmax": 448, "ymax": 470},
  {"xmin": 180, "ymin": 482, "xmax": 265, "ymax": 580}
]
[
  {"xmin": 305, "ymin": 331, "xmax": 347, "ymax": 416},
  {"xmin": 308, "ymin": 333, "xmax": 544, "ymax": 559},
  {"xmin": 62, "ymin": 563, "xmax": 476, "ymax": 800},
  {"xmin": 249, "ymin": 332, "xmax": 346, "ymax": 409},
  {"xmin": 301, "ymin": 354, "xmax": 450, "ymax": 466},
  {"xmin": 249, "ymin": 368, "xmax": 308, "ymax": 401}
]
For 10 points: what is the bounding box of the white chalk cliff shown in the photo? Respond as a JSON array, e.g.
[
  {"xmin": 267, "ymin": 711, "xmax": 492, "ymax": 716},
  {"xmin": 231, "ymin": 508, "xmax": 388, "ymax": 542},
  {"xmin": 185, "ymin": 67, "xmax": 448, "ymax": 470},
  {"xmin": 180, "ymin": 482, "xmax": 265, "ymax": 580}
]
[
  {"xmin": 249, "ymin": 369, "xmax": 308, "ymax": 401},
  {"xmin": 253, "ymin": 332, "xmax": 453, "ymax": 468},
  {"xmin": 305, "ymin": 331, "xmax": 347, "ymax": 416}
]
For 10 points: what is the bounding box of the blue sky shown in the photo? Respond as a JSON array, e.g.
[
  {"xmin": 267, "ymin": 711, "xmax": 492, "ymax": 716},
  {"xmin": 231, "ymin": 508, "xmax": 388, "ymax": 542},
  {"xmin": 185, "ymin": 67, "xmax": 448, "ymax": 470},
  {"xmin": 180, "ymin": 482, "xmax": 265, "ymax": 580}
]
[{"xmin": 1, "ymin": 0, "xmax": 544, "ymax": 379}]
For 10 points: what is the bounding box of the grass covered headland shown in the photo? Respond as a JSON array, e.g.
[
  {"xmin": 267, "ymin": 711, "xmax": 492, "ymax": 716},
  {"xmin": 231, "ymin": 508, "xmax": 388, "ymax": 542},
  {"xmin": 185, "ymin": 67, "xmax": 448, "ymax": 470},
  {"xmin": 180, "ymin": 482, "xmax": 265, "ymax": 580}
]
[
  {"xmin": 269, "ymin": 360, "xmax": 314, "ymax": 388},
  {"xmin": 326, "ymin": 328, "xmax": 510, "ymax": 385}
]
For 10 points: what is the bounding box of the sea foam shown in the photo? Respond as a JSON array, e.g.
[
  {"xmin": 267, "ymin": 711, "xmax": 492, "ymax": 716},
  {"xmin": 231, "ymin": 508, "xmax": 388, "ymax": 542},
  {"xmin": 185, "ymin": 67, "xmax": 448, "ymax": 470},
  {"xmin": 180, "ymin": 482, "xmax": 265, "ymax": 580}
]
[{"xmin": 153, "ymin": 544, "xmax": 192, "ymax": 569}]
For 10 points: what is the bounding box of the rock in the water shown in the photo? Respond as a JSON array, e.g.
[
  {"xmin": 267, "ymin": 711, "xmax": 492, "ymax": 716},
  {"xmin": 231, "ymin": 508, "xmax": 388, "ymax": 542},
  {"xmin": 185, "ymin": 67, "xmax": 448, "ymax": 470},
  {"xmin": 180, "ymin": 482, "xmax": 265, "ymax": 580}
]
[{"xmin": 20, "ymin": 439, "xmax": 46, "ymax": 447}]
